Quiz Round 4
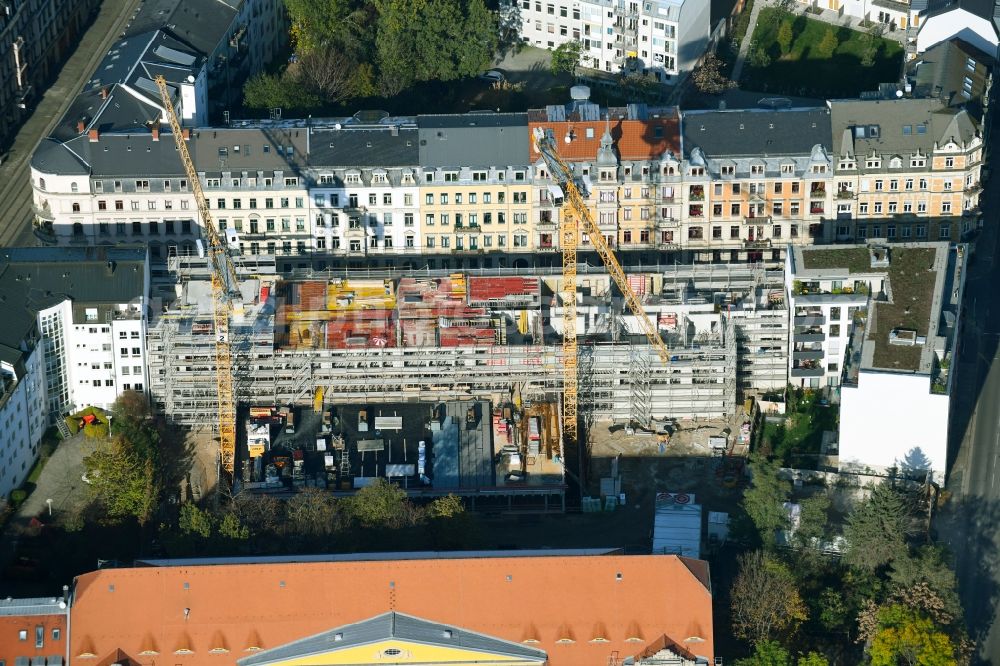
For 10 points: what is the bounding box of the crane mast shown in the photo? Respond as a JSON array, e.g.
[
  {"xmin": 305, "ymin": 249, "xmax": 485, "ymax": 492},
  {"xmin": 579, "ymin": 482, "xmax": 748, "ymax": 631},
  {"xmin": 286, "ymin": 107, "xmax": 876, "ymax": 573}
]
[
  {"xmin": 533, "ymin": 127, "xmax": 671, "ymax": 453},
  {"xmin": 154, "ymin": 75, "xmax": 239, "ymax": 475}
]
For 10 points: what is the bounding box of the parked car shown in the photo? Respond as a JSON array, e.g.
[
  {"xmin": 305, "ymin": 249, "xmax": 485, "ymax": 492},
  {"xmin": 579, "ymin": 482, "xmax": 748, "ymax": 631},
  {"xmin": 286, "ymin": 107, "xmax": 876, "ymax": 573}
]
[{"xmin": 479, "ymin": 70, "xmax": 505, "ymax": 83}]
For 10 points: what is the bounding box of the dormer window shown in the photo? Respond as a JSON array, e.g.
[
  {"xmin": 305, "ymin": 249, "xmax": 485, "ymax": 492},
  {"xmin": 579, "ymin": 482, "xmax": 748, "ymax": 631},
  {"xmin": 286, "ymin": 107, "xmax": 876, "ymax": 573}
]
[
  {"xmin": 888, "ymin": 157, "xmax": 902, "ymax": 169},
  {"xmin": 721, "ymin": 165, "xmax": 735, "ymax": 176},
  {"xmin": 751, "ymin": 164, "xmax": 765, "ymax": 175}
]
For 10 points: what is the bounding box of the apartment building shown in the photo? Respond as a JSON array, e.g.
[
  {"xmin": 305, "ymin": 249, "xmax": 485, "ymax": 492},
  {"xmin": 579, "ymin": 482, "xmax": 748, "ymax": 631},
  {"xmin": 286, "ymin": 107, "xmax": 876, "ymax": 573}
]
[
  {"xmin": 123, "ymin": 0, "xmax": 288, "ymax": 118},
  {"xmin": 528, "ymin": 100, "xmax": 682, "ymax": 255},
  {"xmin": 517, "ymin": 0, "xmax": 710, "ymax": 81},
  {"xmin": 0, "ymin": 247, "xmax": 148, "ymax": 499},
  {"xmin": 418, "ymin": 113, "xmax": 534, "ymax": 265},
  {"xmin": 680, "ymin": 107, "xmax": 835, "ymax": 262},
  {"xmin": 829, "ymin": 98, "xmax": 983, "ymax": 244},
  {"xmin": 915, "ymin": 0, "xmax": 1000, "ymax": 58},
  {"xmin": 308, "ymin": 120, "xmax": 421, "ymax": 261},
  {"xmin": 0, "ymin": 0, "xmax": 99, "ymax": 153},
  {"xmin": 786, "ymin": 243, "xmax": 965, "ymax": 480},
  {"xmin": 194, "ymin": 125, "xmax": 313, "ymax": 257}
]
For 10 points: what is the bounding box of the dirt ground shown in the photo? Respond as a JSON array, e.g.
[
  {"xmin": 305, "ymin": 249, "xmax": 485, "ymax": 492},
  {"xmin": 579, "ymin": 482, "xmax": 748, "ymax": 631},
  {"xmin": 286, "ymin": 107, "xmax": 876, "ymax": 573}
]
[{"xmin": 182, "ymin": 428, "xmax": 221, "ymax": 502}]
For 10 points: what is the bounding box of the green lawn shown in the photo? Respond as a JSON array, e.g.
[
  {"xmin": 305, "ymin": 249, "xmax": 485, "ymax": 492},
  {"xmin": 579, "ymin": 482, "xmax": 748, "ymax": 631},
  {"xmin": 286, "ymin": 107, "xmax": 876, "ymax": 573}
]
[
  {"xmin": 760, "ymin": 388, "xmax": 838, "ymax": 465},
  {"xmin": 741, "ymin": 8, "xmax": 904, "ymax": 98}
]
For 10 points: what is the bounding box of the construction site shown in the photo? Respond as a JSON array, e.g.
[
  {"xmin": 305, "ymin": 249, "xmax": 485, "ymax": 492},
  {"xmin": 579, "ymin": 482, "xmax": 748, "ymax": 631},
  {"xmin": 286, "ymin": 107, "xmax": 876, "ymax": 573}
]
[{"xmin": 147, "ymin": 257, "xmax": 786, "ymax": 500}]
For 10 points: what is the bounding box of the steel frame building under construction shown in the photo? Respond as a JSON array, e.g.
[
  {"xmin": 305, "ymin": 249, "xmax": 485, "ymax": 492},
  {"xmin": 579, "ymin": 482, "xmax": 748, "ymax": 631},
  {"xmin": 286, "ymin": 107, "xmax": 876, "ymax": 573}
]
[{"xmin": 147, "ymin": 258, "xmax": 787, "ymax": 431}]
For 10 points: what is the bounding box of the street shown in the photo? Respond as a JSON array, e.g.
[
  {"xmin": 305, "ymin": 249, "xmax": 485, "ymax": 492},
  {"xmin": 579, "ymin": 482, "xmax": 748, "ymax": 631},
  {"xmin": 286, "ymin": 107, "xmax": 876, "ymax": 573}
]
[
  {"xmin": 0, "ymin": 0, "xmax": 141, "ymax": 248},
  {"xmin": 937, "ymin": 105, "xmax": 1000, "ymax": 664}
]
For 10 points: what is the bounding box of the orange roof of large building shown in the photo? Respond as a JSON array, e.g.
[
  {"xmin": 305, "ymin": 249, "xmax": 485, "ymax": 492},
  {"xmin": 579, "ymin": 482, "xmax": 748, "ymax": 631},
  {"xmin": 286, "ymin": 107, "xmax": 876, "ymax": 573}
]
[
  {"xmin": 68, "ymin": 552, "xmax": 713, "ymax": 665},
  {"xmin": 528, "ymin": 107, "xmax": 680, "ymax": 162}
]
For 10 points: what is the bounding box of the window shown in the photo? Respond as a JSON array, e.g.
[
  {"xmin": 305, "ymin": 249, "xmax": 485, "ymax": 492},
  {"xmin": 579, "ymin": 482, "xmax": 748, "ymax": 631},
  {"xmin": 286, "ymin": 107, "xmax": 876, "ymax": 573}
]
[{"xmin": 939, "ymin": 223, "xmax": 951, "ymax": 239}]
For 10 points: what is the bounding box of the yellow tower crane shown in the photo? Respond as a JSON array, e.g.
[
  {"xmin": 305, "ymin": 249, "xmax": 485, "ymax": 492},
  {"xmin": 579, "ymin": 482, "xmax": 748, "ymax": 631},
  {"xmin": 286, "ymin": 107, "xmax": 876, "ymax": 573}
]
[
  {"xmin": 154, "ymin": 75, "xmax": 241, "ymax": 476},
  {"xmin": 532, "ymin": 127, "xmax": 671, "ymax": 452}
]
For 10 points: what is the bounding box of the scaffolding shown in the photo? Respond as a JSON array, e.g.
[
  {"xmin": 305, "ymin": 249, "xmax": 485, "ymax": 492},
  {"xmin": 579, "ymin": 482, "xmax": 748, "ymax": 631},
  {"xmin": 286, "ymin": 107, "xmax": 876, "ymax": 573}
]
[{"xmin": 150, "ymin": 262, "xmax": 777, "ymax": 426}]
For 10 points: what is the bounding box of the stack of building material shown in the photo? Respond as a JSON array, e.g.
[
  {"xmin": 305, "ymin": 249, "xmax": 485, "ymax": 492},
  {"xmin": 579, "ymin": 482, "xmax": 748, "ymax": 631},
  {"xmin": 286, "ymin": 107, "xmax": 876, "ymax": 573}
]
[
  {"xmin": 398, "ymin": 277, "xmax": 492, "ymax": 348},
  {"xmin": 468, "ymin": 277, "xmax": 541, "ymax": 307}
]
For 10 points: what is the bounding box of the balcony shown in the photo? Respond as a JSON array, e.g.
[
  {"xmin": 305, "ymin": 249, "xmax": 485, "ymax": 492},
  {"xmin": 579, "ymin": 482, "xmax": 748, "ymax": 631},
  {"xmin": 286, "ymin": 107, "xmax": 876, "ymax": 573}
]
[
  {"xmin": 790, "ymin": 366, "xmax": 825, "ymax": 378},
  {"xmin": 836, "ymin": 189, "xmax": 855, "ymax": 199},
  {"xmin": 744, "ymin": 215, "xmax": 772, "ymax": 225},
  {"xmin": 537, "ymin": 213, "xmax": 557, "ymax": 228},
  {"xmin": 455, "ymin": 223, "xmax": 481, "ymax": 233},
  {"xmin": 809, "ymin": 187, "xmax": 826, "ymax": 199},
  {"xmin": 792, "ymin": 349, "xmax": 825, "ymax": 361},
  {"xmin": 793, "ymin": 315, "xmax": 825, "ymax": 326},
  {"xmin": 689, "ymin": 189, "xmax": 705, "ymax": 201},
  {"xmin": 33, "ymin": 202, "xmax": 55, "ymax": 222},
  {"xmin": 33, "ymin": 221, "xmax": 58, "ymax": 245},
  {"xmin": 743, "ymin": 239, "xmax": 771, "ymax": 248},
  {"xmin": 793, "ymin": 331, "xmax": 825, "ymax": 343}
]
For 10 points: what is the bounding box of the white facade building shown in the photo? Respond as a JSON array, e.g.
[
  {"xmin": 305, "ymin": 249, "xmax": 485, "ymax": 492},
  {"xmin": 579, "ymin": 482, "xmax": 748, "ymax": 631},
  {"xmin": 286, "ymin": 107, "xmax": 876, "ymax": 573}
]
[
  {"xmin": 517, "ymin": 0, "xmax": 710, "ymax": 81},
  {"xmin": 0, "ymin": 346, "xmax": 47, "ymax": 500},
  {"xmin": 0, "ymin": 247, "xmax": 149, "ymax": 500},
  {"xmin": 787, "ymin": 243, "xmax": 964, "ymax": 480},
  {"xmin": 915, "ymin": 0, "xmax": 1000, "ymax": 57}
]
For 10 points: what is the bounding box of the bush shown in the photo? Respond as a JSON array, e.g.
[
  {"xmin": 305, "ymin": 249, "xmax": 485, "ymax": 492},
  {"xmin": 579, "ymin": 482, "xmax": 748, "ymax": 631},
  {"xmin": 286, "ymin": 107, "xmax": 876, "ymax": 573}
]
[
  {"xmin": 67, "ymin": 407, "xmax": 109, "ymax": 438},
  {"xmin": 10, "ymin": 489, "xmax": 26, "ymax": 507},
  {"xmin": 82, "ymin": 422, "xmax": 109, "ymax": 440}
]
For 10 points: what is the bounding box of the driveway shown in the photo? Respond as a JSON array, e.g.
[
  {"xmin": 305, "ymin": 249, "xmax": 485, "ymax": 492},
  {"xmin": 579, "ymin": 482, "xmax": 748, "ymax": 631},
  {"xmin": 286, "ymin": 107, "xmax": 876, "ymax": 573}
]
[
  {"xmin": 494, "ymin": 45, "xmax": 575, "ymax": 92},
  {"xmin": 2, "ymin": 433, "xmax": 95, "ymax": 558}
]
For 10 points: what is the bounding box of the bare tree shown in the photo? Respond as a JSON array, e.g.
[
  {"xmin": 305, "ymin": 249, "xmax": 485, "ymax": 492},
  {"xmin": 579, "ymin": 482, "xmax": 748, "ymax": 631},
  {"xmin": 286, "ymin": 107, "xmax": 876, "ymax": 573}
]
[
  {"xmin": 691, "ymin": 54, "xmax": 737, "ymax": 95},
  {"xmin": 296, "ymin": 49, "xmax": 357, "ymax": 103},
  {"xmin": 731, "ymin": 550, "xmax": 808, "ymax": 643}
]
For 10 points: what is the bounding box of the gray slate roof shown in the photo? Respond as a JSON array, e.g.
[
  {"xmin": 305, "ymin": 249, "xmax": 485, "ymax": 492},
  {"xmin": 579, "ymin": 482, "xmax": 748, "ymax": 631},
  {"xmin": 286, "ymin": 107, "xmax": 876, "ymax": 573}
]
[
  {"xmin": 31, "ymin": 139, "xmax": 91, "ymax": 175},
  {"xmin": 190, "ymin": 127, "xmax": 310, "ymax": 175},
  {"xmin": 910, "ymin": 38, "xmax": 995, "ymax": 116},
  {"xmin": 830, "ymin": 98, "xmax": 980, "ymax": 157},
  {"xmin": 127, "ymin": 0, "xmax": 239, "ymax": 58},
  {"xmin": 310, "ymin": 126, "xmax": 419, "ymax": 168},
  {"xmin": 238, "ymin": 611, "xmax": 547, "ymax": 666},
  {"xmin": 0, "ymin": 247, "xmax": 147, "ymax": 365},
  {"xmin": 418, "ymin": 113, "xmax": 529, "ymax": 168},
  {"xmin": 681, "ymin": 107, "xmax": 832, "ymax": 158}
]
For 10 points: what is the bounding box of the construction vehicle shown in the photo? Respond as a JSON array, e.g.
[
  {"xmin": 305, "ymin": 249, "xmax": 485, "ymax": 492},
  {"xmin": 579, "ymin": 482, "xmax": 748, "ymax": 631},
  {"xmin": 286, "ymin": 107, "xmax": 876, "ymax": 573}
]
[
  {"xmin": 532, "ymin": 126, "xmax": 671, "ymax": 456},
  {"xmin": 154, "ymin": 75, "xmax": 241, "ymax": 476}
]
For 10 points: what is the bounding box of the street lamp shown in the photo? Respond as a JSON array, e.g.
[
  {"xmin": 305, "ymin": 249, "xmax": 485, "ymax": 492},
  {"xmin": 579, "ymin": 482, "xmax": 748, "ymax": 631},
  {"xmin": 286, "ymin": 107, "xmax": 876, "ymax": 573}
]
[{"xmin": 45, "ymin": 498, "xmax": 52, "ymax": 516}]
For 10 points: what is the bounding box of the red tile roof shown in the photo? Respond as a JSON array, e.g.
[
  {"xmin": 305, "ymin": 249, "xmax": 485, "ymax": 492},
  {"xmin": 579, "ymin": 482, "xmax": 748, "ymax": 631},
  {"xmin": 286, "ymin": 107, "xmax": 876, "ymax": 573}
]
[
  {"xmin": 528, "ymin": 114, "xmax": 681, "ymax": 162},
  {"xmin": 69, "ymin": 554, "xmax": 713, "ymax": 665}
]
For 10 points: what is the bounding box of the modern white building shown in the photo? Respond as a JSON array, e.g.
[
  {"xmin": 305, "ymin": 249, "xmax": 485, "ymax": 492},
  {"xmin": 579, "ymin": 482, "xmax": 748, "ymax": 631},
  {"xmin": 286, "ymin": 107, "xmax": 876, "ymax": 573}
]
[
  {"xmin": 517, "ymin": 0, "xmax": 710, "ymax": 82},
  {"xmin": 914, "ymin": 0, "xmax": 1000, "ymax": 58},
  {"xmin": 0, "ymin": 247, "xmax": 149, "ymax": 499},
  {"xmin": 787, "ymin": 243, "xmax": 964, "ymax": 480}
]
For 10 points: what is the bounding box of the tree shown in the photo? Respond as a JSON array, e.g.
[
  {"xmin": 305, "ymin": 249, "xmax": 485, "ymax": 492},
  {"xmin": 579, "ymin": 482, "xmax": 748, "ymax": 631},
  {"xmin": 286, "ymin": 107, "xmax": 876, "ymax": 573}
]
[
  {"xmin": 795, "ymin": 654, "xmax": 829, "ymax": 666},
  {"xmin": 242, "ymin": 72, "xmax": 320, "ymax": 110},
  {"xmin": 741, "ymin": 454, "xmax": 790, "ymax": 546},
  {"xmin": 777, "ymin": 21, "xmax": 794, "ymax": 55},
  {"xmin": 735, "ymin": 640, "xmax": 790, "ymax": 666},
  {"xmin": 692, "ymin": 54, "xmax": 736, "ymax": 94},
  {"xmin": 83, "ymin": 427, "xmax": 160, "ymax": 526},
  {"xmin": 284, "ymin": 0, "xmax": 367, "ymax": 55},
  {"xmin": 867, "ymin": 604, "xmax": 959, "ymax": 666},
  {"xmin": 731, "ymin": 550, "xmax": 808, "ymax": 643},
  {"xmin": 427, "ymin": 494, "xmax": 464, "ymax": 519},
  {"xmin": 375, "ymin": 0, "xmax": 497, "ymax": 95},
  {"xmin": 296, "ymin": 49, "xmax": 360, "ymax": 103},
  {"xmin": 178, "ymin": 503, "xmax": 214, "ymax": 538},
  {"xmin": 287, "ymin": 487, "xmax": 341, "ymax": 537},
  {"xmin": 889, "ymin": 546, "xmax": 962, "ymax": 617},
  {"xmin": 795, "ymin": 492, "xmax": 830, "ymax": 545},
  {"xmin": 111, "ymin": 391, "xmax": 149, "ymax": 426},
  {"xmin": 347, "ymin": 478, "xmax": 409, "ymax": 528},
  {"xmin": 815, "ymin": 28, "xmax": 839, "ymax": 59},
  {"xmin": 218, "ymin": 512, "xmax": 250, "ymax": 541},
  {"xmin": 749, "ymin": 45, "xmax": 772, "ymax": 68},
  {"xmin": 843, "ymin": 483, "xmax": 917, "ymax": 572},
  {"xmin": 551, "ymin": 40, "xmax": 584, "ymax": 76}
]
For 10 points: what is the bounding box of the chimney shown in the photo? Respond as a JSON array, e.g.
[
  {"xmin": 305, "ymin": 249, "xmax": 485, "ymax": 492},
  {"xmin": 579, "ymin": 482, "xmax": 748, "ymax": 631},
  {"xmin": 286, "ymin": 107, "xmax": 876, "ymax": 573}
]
[
  {"xmin": 76, "ymin": 120, "xmax": 85, "ymax": 134},
  {"xmin": 88, "ymin": 128, "xmax": 99, "ymax": 142},
  {"xmin": 151, "ymin": 126, "xmax": 160, "ymax": 141},
  {"xmin": 182, "ymin": 128, "xmax": 190, "ymax": 140},
  {"xmin": 99, "ymin": 86, "xmax": 109, "ymax": 100}
]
